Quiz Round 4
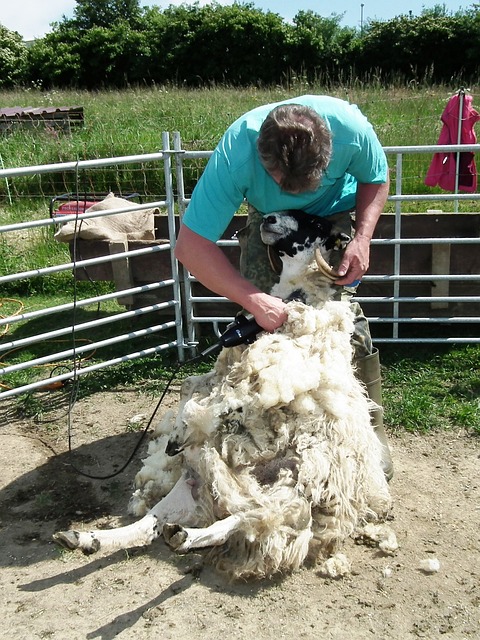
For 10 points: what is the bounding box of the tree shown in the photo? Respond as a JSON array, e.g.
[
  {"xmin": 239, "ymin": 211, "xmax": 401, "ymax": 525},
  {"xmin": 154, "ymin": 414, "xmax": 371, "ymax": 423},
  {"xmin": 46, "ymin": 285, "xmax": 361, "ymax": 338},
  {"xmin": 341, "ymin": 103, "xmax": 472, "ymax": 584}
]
[
  {"xmin": 26, "ymin": 25, "xmax": 83, "ymax": 88},
  {"xmin": 26, "ymin": 1, "xmax": 150, "ymax": 88},
  {"xmin": 286, "ymin": 10, "xmax": 356, "ymax": 81},
  {"xmin": 72, "ymin": 0, "xmax": 143, "ymax": 30},
  {"xmin": 77, "ymin": 22, "xmax": 150, "ymax": 87},
  {"xmin": 0, "ymin": 25, "xmax": 28, "ymax": 87},
  {"xmin": 18, "ymin": 2, "xmax": 480, "ymax": 89},
  {"xmin": 143, "ymin": 3, "xmax": 289, "ymax": 85},
  {"xmin": 356, "ymin": 6, "xmax": 480, "ymax": 83}
]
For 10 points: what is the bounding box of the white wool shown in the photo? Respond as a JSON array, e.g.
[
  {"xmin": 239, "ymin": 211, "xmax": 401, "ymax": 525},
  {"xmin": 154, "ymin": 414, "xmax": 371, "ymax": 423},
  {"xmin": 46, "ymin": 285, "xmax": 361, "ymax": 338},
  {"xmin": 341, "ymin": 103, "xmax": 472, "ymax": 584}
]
[
  {"xmin": 150, "ymin": 410, "xmax": 176, "ymax": 438},
  {"xmin": 320, "ymin": 553, "xmax": 352, "ymax": 578},
  {"xmin": 128, "ymin": 244, "xmax": 393, "ymax": 578},
  {"xmin": 133, "ymin": 451, "xmax": 180, "ymax": 489},
  {"xmin": 128, "ymin": 433, "xmax": 183, "ymax": 515},
  {"xmin": 128, "ymin": 491, "xmax": 148, "ymax": 517},
  {"xmin": 418, "ymin": 558, "xmax": 441, "ymax": 573},
  {"xmin": 289, "ymin": 392, "xmax": 318, "ymax": 415},
  {"xmin": 181, "ymin": 399, "xmax": 216, "ymax": 435},
  {"xmin": 254, "ymin": 348, "xmax": 321, "ymax": 409},
  {"xmin": 128, "ymin": 413, "xmax": 147, "ymax": 427},
  {"xmin": 357, "ymin": 523, "xmax": 399, "ymax": 554},
  {"xmin": 378, "ymin": 529, "xmax": 399, "ymax": 554},
  {"xmin": 382, "ymin": 565, "xmax": 393, "ymax": 578}
]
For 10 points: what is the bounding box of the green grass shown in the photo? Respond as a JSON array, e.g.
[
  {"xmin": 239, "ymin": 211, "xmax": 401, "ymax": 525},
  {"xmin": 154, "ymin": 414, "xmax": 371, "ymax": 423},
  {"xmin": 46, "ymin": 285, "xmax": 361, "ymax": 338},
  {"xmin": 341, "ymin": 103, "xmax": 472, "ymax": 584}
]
[
  {"xmin": 0, "ymin": 82, "xmax": 477, "ymax": 211},
  {"xmin": 381, "ymin": 344, "xmax": 480, "ymax": 435}
]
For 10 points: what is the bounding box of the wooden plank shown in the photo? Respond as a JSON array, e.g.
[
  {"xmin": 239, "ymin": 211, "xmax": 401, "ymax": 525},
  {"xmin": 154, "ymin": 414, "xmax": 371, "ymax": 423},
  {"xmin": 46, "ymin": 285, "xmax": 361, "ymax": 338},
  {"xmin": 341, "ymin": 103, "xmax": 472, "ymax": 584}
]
[
  {"xmin": 108, "ymin": 240, "xmax": 134, "ymax": 307},
  {"xmin": 431, "ymin": 243, "xmax": 451, "ymax": 309}
]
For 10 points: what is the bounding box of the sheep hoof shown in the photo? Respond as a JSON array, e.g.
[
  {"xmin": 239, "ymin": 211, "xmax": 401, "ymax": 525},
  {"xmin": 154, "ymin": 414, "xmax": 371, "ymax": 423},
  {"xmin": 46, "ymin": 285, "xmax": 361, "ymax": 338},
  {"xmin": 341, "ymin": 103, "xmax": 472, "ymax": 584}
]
[
  {"xmin": 53, "ymin": 530, "xmax": 81, "ymax": 551},
  {"xmin": 53, "ymin": 531, "xmax": 101, "ymax": 555},
  {"xmin": 163, "ymin": 523, "xmax": 188, "ymax": 552}
]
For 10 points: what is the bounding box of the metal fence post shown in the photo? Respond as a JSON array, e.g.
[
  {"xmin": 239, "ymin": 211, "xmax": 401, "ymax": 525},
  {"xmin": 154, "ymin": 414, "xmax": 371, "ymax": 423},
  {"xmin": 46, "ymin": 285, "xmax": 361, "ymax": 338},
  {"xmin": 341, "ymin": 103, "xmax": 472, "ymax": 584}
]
[
  {"xmin": 162, "ymin": 131, "xmax": 186, "ymax": 362},
  {"xmin": 454, "ymin": 87, "xmax": 465, "ymax": 213}
]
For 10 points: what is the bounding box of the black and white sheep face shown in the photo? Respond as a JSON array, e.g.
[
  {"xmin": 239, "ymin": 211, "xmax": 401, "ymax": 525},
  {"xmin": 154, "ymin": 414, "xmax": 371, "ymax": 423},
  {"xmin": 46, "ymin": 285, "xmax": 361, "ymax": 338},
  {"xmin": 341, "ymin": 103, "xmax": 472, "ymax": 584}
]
[
  {"xmin": 260, "ymin": 210, "xmax": 352, "ymax": 303},
  {"xmin": 260, "ymin": 210, "xmax": 349, "ymax": 264}
]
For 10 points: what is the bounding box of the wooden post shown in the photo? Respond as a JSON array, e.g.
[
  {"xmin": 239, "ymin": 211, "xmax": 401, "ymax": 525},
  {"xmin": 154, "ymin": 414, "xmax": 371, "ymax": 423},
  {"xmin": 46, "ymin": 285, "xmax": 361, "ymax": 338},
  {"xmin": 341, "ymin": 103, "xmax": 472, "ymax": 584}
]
[
  {"xmin": 108, "ymin": 240, "xmax": 134, "ymax": 307},
  {"xmin": 431, "ymin": 243, "xmax": 451, "ymax": 309}
]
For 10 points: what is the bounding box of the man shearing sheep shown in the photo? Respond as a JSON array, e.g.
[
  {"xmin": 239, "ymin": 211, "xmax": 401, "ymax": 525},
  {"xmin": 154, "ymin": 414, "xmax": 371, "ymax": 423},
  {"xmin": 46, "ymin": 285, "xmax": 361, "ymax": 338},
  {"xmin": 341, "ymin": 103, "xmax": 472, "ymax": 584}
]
[{"xmin": 175, "ymin": 94, "xmax": 393, "ymax": 480}]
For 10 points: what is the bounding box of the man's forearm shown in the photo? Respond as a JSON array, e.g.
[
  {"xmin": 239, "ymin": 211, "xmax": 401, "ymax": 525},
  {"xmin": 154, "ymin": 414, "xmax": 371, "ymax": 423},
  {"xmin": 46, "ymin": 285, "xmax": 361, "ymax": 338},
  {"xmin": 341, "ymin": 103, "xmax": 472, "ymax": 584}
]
[
  {"xmin": 175, "ymin": 225, "xmax": 257, "ymax": 304},
  {"xmin": 354, "ymin": 178, "xmax": 390, "ymax": 241},
  {"xmin": 174, "ymin": 224, "xmax": 288, "ymax": 331}
]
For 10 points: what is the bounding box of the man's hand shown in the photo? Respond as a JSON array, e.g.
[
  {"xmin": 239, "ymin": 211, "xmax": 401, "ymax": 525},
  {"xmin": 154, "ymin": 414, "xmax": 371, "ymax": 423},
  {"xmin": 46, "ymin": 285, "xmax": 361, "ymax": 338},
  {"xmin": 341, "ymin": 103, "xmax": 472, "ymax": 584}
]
[
  {"xmin": 335, "ymin": 233, "xmax": 371, "ymax": 286},
  {"xmin": 247, "ymin": 292, "xmax": 288, "ymax": 332},
  {"xmin": 335, "ymin": 179, "xmax": 389, "ymax": 286}
]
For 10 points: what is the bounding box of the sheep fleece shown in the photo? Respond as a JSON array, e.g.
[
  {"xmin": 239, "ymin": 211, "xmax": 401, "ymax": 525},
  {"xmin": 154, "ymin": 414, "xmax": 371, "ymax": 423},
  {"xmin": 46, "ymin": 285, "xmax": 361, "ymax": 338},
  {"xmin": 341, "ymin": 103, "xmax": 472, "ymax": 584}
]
[{"xmin": 130, "ymin": 300, "xmax": 392, "ymax": 579}]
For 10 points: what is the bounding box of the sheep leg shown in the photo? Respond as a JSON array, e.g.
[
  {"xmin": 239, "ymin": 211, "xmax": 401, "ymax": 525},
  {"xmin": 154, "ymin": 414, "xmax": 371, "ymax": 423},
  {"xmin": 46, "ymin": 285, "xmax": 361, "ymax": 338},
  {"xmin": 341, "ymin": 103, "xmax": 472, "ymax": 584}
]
[
  {"xmin": 163, "ymin": 514, "xmax": 242, "ymax": 553},
  {"xmin": 53, "ymin": 470, "xmax": 199, "ymax": 555}
]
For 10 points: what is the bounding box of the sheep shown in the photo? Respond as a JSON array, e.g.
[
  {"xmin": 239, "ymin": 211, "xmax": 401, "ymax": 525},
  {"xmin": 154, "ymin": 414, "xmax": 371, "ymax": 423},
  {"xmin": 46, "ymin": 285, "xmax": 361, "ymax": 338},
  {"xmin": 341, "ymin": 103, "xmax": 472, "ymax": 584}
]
[{"xmin": 54, "ymin": 210, "xmax": 393, "ymax": 580}]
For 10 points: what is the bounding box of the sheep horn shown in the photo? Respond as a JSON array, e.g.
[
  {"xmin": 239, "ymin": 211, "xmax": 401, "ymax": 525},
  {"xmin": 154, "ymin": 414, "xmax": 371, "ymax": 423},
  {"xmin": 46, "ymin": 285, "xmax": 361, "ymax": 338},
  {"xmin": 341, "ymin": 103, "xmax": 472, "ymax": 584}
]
[
  {"xmin": 315, "ymin": 247, "xmax": 340, "ymax": 281},
  {"xmin": 267, "ymin": 245, "xmax": 283, "ymax": 275}
]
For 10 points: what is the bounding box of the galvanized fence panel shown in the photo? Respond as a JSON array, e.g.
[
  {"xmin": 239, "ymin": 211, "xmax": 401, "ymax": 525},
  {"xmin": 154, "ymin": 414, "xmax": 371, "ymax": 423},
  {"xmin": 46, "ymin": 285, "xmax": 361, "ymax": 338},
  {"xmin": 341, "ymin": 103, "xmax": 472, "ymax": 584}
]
[
  {"xmin": 0, "ymin": 135, "xmax": 184, "ymax": 400},
  {"xmin": 1, "ymin": 136, "xmax": 480, "ymax": 399},
  {"xmin": 173, "ymin": 134, "xmax": 480, "ymax": 345},
  {"xmin": 369, "ymin": 144, "xmax": 480, "ymax": 343}
]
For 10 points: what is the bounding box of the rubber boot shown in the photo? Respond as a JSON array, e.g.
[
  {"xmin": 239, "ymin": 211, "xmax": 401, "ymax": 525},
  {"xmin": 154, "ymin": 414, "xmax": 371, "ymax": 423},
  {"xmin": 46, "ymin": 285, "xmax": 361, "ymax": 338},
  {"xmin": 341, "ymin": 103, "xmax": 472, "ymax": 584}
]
[{"xmin": 355, "ymin": 348, "xmax": 394, "ymax": 482}]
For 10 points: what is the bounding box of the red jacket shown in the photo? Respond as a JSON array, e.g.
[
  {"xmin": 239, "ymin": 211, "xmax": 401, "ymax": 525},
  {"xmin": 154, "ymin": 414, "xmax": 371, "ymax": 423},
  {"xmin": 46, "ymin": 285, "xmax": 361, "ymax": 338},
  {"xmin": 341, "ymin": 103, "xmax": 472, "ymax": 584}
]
[{"xmin": 425, "ymin": 93, "xmax": 480, "ymax": 192}]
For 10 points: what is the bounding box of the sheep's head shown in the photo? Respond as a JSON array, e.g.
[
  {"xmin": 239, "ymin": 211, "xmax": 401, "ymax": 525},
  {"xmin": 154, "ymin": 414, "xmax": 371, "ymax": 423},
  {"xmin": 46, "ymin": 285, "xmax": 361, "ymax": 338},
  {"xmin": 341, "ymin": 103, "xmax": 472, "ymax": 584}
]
[{"xmin": 260, "ymin": 210, "xmax": 350, "ymax": 281}]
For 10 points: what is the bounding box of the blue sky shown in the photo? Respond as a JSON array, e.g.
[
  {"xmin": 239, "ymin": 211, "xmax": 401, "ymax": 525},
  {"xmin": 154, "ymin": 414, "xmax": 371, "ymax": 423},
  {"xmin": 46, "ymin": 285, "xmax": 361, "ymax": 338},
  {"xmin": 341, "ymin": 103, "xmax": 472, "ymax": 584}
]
[{"xmin": 1, "ymin": 0, "xmax": 472, "ymax": 40}]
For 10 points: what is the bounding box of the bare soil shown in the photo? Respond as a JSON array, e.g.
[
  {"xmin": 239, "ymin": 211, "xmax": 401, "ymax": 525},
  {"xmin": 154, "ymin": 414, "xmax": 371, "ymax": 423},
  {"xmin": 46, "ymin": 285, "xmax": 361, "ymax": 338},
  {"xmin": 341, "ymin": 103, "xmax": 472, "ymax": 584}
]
[{"xmin": 1, "ymin": 386, "xmax": 479, "ymax": 640}]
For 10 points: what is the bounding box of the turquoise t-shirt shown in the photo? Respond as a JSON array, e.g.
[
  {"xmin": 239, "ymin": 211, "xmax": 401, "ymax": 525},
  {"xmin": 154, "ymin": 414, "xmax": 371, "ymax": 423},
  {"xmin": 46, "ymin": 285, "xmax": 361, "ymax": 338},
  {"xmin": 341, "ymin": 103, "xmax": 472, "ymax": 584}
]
[{"xmin": 183, "ymin": 95, "xmax": 388, "ymax": 242}]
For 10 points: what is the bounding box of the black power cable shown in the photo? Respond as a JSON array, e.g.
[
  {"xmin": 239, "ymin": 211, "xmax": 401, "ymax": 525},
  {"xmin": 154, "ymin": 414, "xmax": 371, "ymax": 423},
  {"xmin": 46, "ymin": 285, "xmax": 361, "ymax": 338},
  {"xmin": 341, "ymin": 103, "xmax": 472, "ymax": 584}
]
[
  {"xmin": 66, "ymin": 315, "xmax": 263, "ymax": 480},
  {"xmin": 62, "ymin": 164, "xmax": 264, "ymax": 480}
]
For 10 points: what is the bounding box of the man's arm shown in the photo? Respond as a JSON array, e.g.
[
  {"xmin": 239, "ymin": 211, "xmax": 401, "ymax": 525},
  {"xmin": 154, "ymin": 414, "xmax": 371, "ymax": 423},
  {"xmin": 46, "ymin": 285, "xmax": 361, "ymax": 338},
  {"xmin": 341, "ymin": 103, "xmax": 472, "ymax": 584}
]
[
  {"xmin": 175, "ymin": 224, "xmax": 287, "ymax": 331},
  {"xmin": 335, "ymin": 176, "xmax": 390, "ymax": 285}
]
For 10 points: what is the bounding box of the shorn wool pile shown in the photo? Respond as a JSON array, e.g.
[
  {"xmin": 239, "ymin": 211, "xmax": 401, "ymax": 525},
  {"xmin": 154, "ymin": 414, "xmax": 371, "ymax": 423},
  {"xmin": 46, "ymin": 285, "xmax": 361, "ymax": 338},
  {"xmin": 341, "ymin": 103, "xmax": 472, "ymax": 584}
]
[{"xmin": 54, "ymin": 210, "xmax": 395, "ymax": 580}]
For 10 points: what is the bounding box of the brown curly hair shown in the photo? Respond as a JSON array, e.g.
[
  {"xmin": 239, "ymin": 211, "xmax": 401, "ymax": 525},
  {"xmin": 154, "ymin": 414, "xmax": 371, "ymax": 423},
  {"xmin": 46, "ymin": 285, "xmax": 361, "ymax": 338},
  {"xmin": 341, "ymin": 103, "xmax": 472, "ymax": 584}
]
[{"xmin": 257, "ymin": 104, "xmax": 332, "ymax": 193}]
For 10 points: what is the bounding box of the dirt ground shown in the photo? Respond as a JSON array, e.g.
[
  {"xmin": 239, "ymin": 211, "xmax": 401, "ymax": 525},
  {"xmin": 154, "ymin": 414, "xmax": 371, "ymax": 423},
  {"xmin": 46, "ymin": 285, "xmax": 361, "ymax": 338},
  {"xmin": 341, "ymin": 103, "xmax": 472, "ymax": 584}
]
[{"xmin": 1, "ymin": 386, "xmax": 479, "ymax": 640}]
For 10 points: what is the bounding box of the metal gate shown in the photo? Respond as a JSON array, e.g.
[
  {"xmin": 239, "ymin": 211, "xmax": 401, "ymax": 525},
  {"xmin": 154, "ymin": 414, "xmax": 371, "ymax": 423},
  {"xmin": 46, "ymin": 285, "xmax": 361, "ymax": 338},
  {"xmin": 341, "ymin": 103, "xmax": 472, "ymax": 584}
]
[{"xmin": 1, "ymin": 136, "xmax": 480, "ymax": 400}]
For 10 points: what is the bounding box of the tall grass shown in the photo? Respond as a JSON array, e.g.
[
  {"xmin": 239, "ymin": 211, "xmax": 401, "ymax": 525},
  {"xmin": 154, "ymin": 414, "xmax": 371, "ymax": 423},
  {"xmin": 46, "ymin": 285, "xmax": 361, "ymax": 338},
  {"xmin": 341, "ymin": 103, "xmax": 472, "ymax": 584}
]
[{"xmin": 0, "ymin": 82, "xmax": 476, "ymax": 212}]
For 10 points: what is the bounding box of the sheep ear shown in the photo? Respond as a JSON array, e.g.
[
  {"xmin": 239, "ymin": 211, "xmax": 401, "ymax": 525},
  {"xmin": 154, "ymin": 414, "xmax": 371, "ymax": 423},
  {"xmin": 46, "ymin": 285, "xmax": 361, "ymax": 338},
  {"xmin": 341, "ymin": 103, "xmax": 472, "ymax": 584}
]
[
  {"xmin": 333, "ymin": 232, "xmax": 351, "ymax": 251},
  {"xmin": 324, "ymin": 231, "xmax": 351, "ymax": 252}
]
